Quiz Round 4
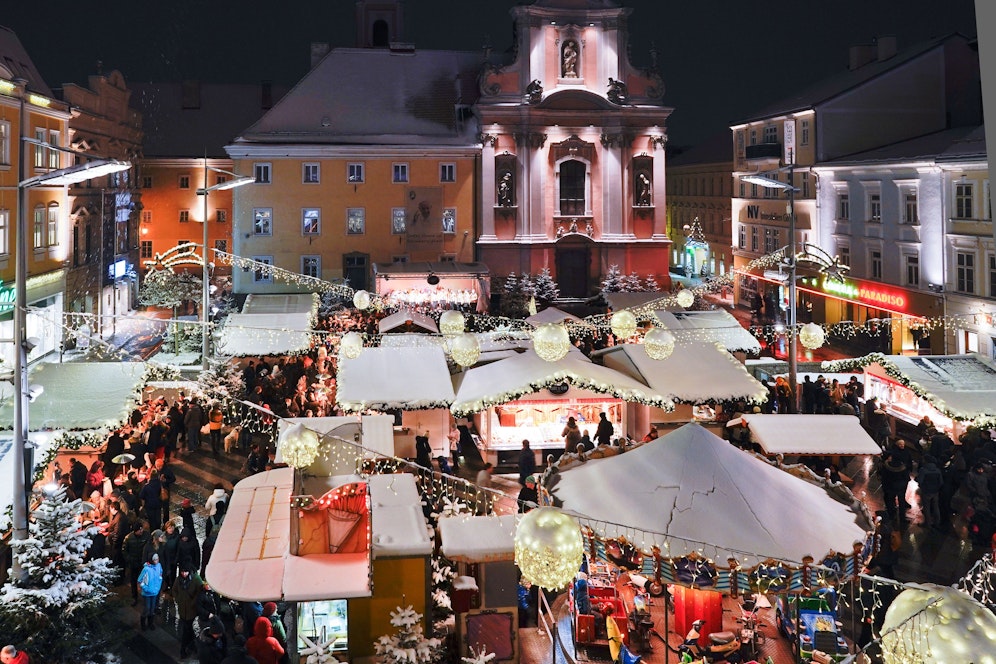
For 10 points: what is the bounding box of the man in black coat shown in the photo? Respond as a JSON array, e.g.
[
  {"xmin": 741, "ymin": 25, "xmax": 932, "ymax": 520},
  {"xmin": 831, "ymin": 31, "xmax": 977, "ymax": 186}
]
[
  {"xmin": 69, "ymin": 458, "xmax": 88, "ymax": 497},
  {"xmin": 220, "ymin": 635, "xmax": 257, "ymax": 664},
  {"xmin": 139, "ymin": 470, "xmax": 164, "ymax": 530},
  {"xmin": 103, "ymin": 429, "xmax": 126, "ymax": 479},
  {"xmin": 595, "ymin": 412, "xmax": 614, "ymax": 447}
]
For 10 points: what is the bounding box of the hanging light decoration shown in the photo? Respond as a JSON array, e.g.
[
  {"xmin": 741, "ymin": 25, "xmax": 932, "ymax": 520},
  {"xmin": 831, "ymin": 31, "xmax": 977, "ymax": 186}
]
[
  {"xmin": 610, "ymin": 310, "xmax": 638, "ymax": 339},
  {"xmin": 532, "ymin": 323, "xmax": 570, "ymax": 362},
  {"xmin": 439, "ymin": 310, "xmax": 466, "ymax": 336},
  {"xmin": 352, "ymin": 289, "xmax": 372, "ymax": 310},
  {"xmin": 643, "ymin": 327, "xmax": 676, "ymax": 360},
  {"xmin": 339, "ymin": 331, "xmax": 363, "ymax": 359},
  {"xmin": 675, "ymin": 289, "xmax": 695, "ymax": 308},
  {"xmin": 799, "ymin": 322, "xmax": 826, "ymax": 350},
  {"xmin": 278, "ymin": 423, "xmax": 321, "ymax": 469},
  {"xmin": 514, "ymin": 507, "xmax": 584, "ymax": 591},
  {"xmin": 448, "ymin": 333, "xmax": 481, "ymax": 368}
]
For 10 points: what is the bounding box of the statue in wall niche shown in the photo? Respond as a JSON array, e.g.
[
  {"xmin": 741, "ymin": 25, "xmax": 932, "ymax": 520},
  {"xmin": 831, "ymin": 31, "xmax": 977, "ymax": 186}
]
[
  {"xmin": 636, "ymin": 172, "xmax": 652, "ymax": 206},
  {"xmin": 607, "ymin": 77, "xmax": 629, "ymax": 104},
  {"xmin": 562, "ymin": 41, "xmax": 579, "ymax": 78},
  {"xmin": 525, "ymin": 79, "xmax": 543, "ymax": 103},
  {"xmin": 497, "ymin": 171, "xmax": 514, "ymax": 207}
]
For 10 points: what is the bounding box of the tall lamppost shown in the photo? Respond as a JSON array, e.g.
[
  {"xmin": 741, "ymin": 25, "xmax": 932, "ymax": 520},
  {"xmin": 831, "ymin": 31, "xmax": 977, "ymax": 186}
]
[
  {"xmin": 12, "ymin": 106, "xmax": 131, "ymax": 572},
  {"xmin": 197, "ymin": 159, "xmax": 253, "ymax": 370}
]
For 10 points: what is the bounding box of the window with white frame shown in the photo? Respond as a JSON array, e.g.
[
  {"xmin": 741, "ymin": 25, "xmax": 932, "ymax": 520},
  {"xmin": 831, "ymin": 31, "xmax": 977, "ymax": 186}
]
[
  {"xmin": 301, "ymin": 255, "xmax": 321, "ymax": 278},
  {"xmin": 903, "ymin": 188, "xmax": 919, "ymax": 224},
  {"xmin": 956, "ymin": 181, "xmax": 974, "ymax": 219},
  {"xmin": 253, "ymin": 208, "xmax": 272, "ymax": 235},
  {"xmin": 302, "ymin": 208, "xmax": 321, "ymax": 235},
  {"xmin": 956, "ymin": 251, "xmax": 975, "ymax": 293},
  {"xmin": 764, "ymin": 228, "xmax": 779, "ymax": 253},
  {"xmin": 837, "ymin": 191, "xmax": 850, "ymax": 220},
  {"xmin": 0, "ymin": 209, "xmax": 8, "ymax": 255},
  {"xmin": 763, "ymin": 125, "xmax": 777, "ymax": 143},
  {"xmin": 802, "ymin": 173, "xmax": 810, "ymax": 197},
  {"xmin": 252, "ymin": 256, "xmax": 273, "ymax": 283},
  {"xmin": 179, "ymin": 175, "xmax": 190, "ymax": 189},
  {"xmin": 750, "ymin": 226, "xmax": 758, "ymax": 252},
  {"xmin": 392, "ymin": 163, "xmax": 409, "ymax": 183},
  {"xmin": 905, "ymin": 253, "xmax": 920, "ymax": 287},
  {"xmin": 142, "ymin": 210, "xmax": 152, "ymax": 224},
  {"xmin": 47, "ymin": 131, "xmax": 59, "ymax": 169},
  {"xmin": 348, "ymin": 163, "xmax": 364, "ymax": 183},
  {"xmin": 391, "ymin": 208, "xmax": 406, "ymax": 234},
  {"xmin": 736, "ymin": 131, "xmax": 745, "ymax": 159},
  {"xmin": 347, "ymin": 208, "xmax": 365, "ymax": 234},
  {"xmin": 559, "ymin": 159, "xmax": 586, "ymax": 215},
  {"xmin": 254, "ymin": 163, "xmax": 271, "ymax": 184},
  {"xmin": 216, "ymin": 210, "xmax": 227, "ymax": 223},
  {"xmin": 800, "ymin": 120, "xmax": 810, "ymax": 146},
  {"xmin": 440, "ymin": 163, "xmax": 456, "ymax": 183},
  {"xmin": 442, "ymin": 208, "xmax": 456, "ymax": 233},
  {"xmin": 869, "ymin": 193, "xmax": 881, "ymax": 221},
  {"xmin": 303, "ymin": 163, "xmax": 320, "ymax": 184},
  {"xmin": 870, "ymin": 250, "xmax": 882, "ymax": 279},
  {"xmin": 749, "ymin": 129, "xmax": 757, "ymax": 146},
  {"xmin": 140, "ymin": 240, "xmax": 153, "ymax": 259},
  {"xmin": 989, "ymin": 255, "xmax": 996, "ymax": 297},
  {"xmin": 179, "ymin": 210, "xmax": 190, "ymax": 223},
  {"xmin": 839, "ymin": 244, "xmax": 850, "ymax": 267},
  {"xmin": 738, "ymin": 224, "xmax": 746, "ymax": 249},
  {"xmin": 34, "ymin": 129, "xmax": 46, "ymax": 168},
  {"xmin": 0, "ymin": 121, "xmax": 9, "ymax": 165}
]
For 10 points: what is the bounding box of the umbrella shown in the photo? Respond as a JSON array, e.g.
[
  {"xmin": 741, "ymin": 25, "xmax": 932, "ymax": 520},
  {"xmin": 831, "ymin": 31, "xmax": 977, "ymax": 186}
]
[{"xmin": 111, "ymin": 453, "xmax": 135, "ymax": 465}]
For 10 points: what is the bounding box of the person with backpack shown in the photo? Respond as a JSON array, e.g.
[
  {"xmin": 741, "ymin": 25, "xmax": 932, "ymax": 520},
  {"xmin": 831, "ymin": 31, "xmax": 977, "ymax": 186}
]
[{"xmin": 205, "ymin": 485, "xmax": 229, "ymax": 539}]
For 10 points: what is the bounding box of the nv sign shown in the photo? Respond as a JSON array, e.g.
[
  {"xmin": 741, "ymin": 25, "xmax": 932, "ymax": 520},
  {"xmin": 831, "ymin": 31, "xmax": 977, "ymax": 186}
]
[{"xmin": 746, "ymin": 205, "xmax": 760, "ymax": 219}]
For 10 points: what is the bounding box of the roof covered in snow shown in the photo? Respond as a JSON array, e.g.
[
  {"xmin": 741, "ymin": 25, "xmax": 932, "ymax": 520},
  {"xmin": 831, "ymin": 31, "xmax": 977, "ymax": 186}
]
[
  {"xmin": 526, "ymin": 307, "xmax": 582, "ymax": 327},
  {"xmin": 242, "ymin": 293, "xmax": 318, "ymax": 315},
  {"xmin": 653, "ymin": 310, "xmax": 761, "ymax": 354},
  {"xmin": 216, "ymin": 312, "xmax": 314, "ymax": 356},
  {"xmin": 337, "ymin": 346, "xmax": 455, "ymax": 411},
  {"xmin": 736, "ymin": 414, "xmax": 881, "ymax": 456},
  {"xmin": 439, "ymin": 514, "xmax": 517, "ymax": 562},
  {"xmin": 378, "ymin": 309, "xmax": 439, "ymax": 334}
]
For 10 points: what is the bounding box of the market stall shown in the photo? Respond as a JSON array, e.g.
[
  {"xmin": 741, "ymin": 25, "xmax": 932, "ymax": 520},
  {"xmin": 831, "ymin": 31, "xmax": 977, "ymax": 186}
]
[
  {"xmin": 216, "ymin": 293, "xmax": 318, "ymax": 356},
  {"xmin": 653, "ymin": 309, "xmax": 762, "ymax": 356},
  {"xmin": 731, "ymin": 414, "xmax": 882, "ymax": 457}
]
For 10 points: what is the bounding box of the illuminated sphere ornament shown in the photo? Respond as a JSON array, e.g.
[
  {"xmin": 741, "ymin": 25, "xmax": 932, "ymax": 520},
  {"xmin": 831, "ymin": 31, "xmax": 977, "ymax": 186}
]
[
  {"xmin": 675, "ymin": 289, "xmax": 695, "ymax": 308},
  {"xmin": 352, "ymin": 289, "xmax": 372, "ymax": 310},
  {"xmin": 448, "ymin": 333, "xmax": 481, "ymax": 368},
  {"xmin": 610, "ymin": 310, "xmax": 638, "ymax": 339},
  {"xmin": 439, "ymin": 310, "xmax": 466, "ymax": 336},
  {"xmin": 339, "ymin": 331, "xmax": 364, "ymax": 359},
  {"xmin": 881, "ymin": 584, "xmax": 996, "ymax": 664},
  {"xmin": 643, "ymin": 327, "xmax": 676, "ymax": 360},
  {"xmin": 279, "ymin": 422, "xmax": 321, "ymax": 469},
  {"xmin": 798, "ymin": 322, "xmax": 826, "ymax": 350},
  {"xmin": 532, "ymin": 323, "xmax": 571, "ymax": 362},
  {"xmin": 514, "ymin": 507, "xmax": 584, "ymax": 591}
]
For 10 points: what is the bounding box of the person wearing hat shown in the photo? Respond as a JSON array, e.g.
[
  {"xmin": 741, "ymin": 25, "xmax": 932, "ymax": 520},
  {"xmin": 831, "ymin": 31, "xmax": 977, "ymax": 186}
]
[
  {"xmin": 881, "ymin": 439, "xmax": 913, "ymax": 521},
  {"xmin": 246, "ymin": 615, "xmax": 284, "ymax": 664},
  {"xmin": 172, "ymin": 564, "xmax": 203, "ymax": 659},
  {"xmin": 138, "ymin": 553, "xmax": 164, "ymax": 631},
  {"xmin": 0, "ymin": 645, "xmax": 29, "ymax": 664},
  {"xmin": 179, "ymin": 498, "xmax": 196, "ymax": 534},
  {"xmin": 261, "ymin": 602, "xmax": 287, "ymax": 652},
  {"xmin": 196, "ymin": 617, "xmax": 227, "ymax": 664},
  {"xmin": 517, "ymin": 476, "xmax": 538, "ymax": 513},
  {"xmin": 220, "ymin": 636, "xmax": 255, "ymax": 664},
  {"xmin": 122, "ymin": 521, "xmax": 151, "ymax": 606}
]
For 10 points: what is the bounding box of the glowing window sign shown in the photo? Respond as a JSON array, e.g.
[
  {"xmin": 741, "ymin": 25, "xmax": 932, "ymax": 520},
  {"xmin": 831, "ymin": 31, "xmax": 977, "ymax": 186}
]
[
  {"xmin": 821, "ymin": 276, "xmax": 907, "ymax": 311},
  {"xmin": 0, "ymin": 281, "xmax": 14, "ymax": 313}
]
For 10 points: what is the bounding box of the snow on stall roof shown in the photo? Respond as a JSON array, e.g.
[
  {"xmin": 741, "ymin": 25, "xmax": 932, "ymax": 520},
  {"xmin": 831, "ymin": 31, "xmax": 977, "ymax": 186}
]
[
  {"xmin": 737, "ymin": 414, "xmax": 881, "ymax": 456},
  {"xmin": 378, "ymin": 309, "xmax": 439, "ymax": 334},
  {"xmin": 369, "ymin": 474, "xmax": 433, "ymax": 557},
  {"xmin": 336, "ymin": 346, "xmax": 455, "ymax": 411},
  {"xmin": 653, "ymin": 310, "xmax": 761, "ymax": 354},
  {"xmin": 526, "ymin": 307, "xmax": 581, "ymax": 327},
  {"xmin": 379, "ymin": 333, "xmax": 446, "ymax": 349},
  {"xmin": 597, "ymin": 342, "xmax": 767, "ymax": 403},
  {"xmin": 242, "ymin": 293, "xmax": 319, "ymax": 315},
  {"xmin": 552, "ymin": 423, "xmax": 868, "ymax": 566},
  {"xmin": 0, "ymin": 362, "xmax": 146, "ymax": 431},
  {"xmin": 216, "ymin": 312, "xmax": 313, "ymax": 356},
  {"xmin": 439, "ymin": 514, "xmax": 517, "ymax": 562},
  {"xmin": 866, "ymin": 354, "xmax": 996, "ymax": 421}
]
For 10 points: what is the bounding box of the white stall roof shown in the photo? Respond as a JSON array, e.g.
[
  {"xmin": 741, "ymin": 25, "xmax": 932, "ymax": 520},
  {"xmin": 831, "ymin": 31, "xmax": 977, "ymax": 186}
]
[
  {"xmin": 379, "ymin": 333, "xmax": 446, "ymax": 349},
  {"xmin": 276, "ymin": 415, "xmax": 394, "ymax": 476},
  {"xmin": 863, "ymin": 354, "xmax": 996, "ymax": 422},
  {"xmin": 598, "ymin": 342, "xmax": 767, "ymax": 404},
  {"xmin": 526, "ymin": 307, "xmax": 581, "ymax": 327},
  {"xmin": 369, "ymin": 474, "xmax": 433, "ymax": 557},
  {"xmin": 0, "ymin": 361, "xmax": 146, "ymax": 431},
  {"xmin": 378, "ymin": 309, "xmax": 439, "ymax": 334},
  {"xmin": 242, "ymin": 293, "xmax": 318, "ymax": 315},
  {"xmin": 439, "ymin": 514, "xmax": 517, "ymax": 562},
  {"xmin": 552, "ymin": 423, "xmax": 868, "ymax": 566},
  {"xmin": 603, "ymin": 292, "xmax": 671, "ymax": 311},
  {"xmin": 216, "ymin": 312, "xmax": 313, "ymax": 356},
  {"xmin": 336, "ymin": 346, "xmax": 455, "ymax": 411},
  {"xmin": 450, "ymin": 348, "xmax": 672, "ymax": 415},
  {"xmin": 735, "ymin": 414, "xmax": 881, "ymax": 456},
  {"xmin": 653, "ymin": 310, "xmax": 761, "ymax": 354}
]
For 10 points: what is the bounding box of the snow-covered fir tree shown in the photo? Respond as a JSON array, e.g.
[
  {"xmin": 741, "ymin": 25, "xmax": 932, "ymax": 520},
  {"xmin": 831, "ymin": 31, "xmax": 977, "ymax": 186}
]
[
  {"xmin": 139, "ymin": 268, "xmax": 202, "ymax": 310},
  {"xmin": 0, "ymin": 488, "xmax": 123, "ymax": 664},
  {"xmin": 643, "ymin": 274, "xmax": 661, "ymax": 292},
  {"xmin": 600, "ymin": 265, "xmax": 625, "ymax": 293},
  {"xmin": 499, "ymin": 273, "xmax": 528, "ymax": 318},
  {"xmin": 532, "ymin": 268, "xmax": 560, "ymax": 304},
  {"xmin": 430, "ymin": 553, "xmax": 458, "ymax": 632},
  {"xmin": 518, "ymin": 273, "xmax": 537, "ymax": 299},
  {"xmin": 622, "ymin": 272, "xmax": 645, "ymax": 292},
  {"xmin": 374, "ymin": 605, "xmax": 443, "ymax": 664},
  {"xmin": 198, "ymin": 355, "xmax": 247, "ymax": 418},
  {"xmin": 462, "ymin": 647, "xmax": 496, "ymax": 664}
]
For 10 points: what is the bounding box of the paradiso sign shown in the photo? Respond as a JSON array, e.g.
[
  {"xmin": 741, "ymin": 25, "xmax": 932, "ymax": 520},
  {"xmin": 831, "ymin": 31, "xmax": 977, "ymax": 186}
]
[{"xmin": 820, "ymin": 277, "xmax": 907, "ymax": 311}]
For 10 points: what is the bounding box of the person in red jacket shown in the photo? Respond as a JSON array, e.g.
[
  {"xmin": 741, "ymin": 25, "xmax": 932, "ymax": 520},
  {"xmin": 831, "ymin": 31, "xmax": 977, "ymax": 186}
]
[
  {"xmin": 246, "ymin": 616, "xmax": 284, "ymax": 664},
  {"xmin": 1, "ymin": 645, "xmax": 29, "ymax": 664}
]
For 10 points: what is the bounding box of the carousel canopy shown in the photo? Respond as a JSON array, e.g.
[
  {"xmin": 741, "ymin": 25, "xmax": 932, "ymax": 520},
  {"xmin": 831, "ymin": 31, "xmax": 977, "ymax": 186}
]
[
  {"xmin": 653, "ymin": 310, "xmax": 762, "ymax": 355},
  {"xmin": 597, "ymin": 342, "xmax": 767, "ymax": 404},
  {"xmin": 733, "ymin": 414, "xmax": 882, "ymax": 456},
  {"xmin": 378, "ymin": 309, "xmax": 439, "ymax": 334},
  {"xmin": 336, "ymin": 346, "xmax": 455, "ymax": 411},
  {"xmin": 551, "ymin": 423, "xmax": 868, "ymax": 566},
  {"xmin": 439, "ymin": 514, "xmax": 517, "ymax": 562},
  {"xmin": 216, "ymin": 312, "xmax": 314, "ymax": 356}
]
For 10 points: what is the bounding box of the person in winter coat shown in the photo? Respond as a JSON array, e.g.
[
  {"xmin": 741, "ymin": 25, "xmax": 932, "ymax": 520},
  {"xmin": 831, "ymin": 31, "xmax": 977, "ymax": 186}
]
[
  {"xmin": 561, "ymin": 417, "xmax": 582, "ymax": 454},
  {"xmin": 179, "ymin": 498, "xmax": 196, "ymax": 533},
  {"xmin": 239, "ymin": 602, "xmax": 264, "ymax": 637},
  {"xmin": 1, "ymin": 645, "xmax": 29, "ymax": 664},
  {"xmin": 143, "ymin": 528, "xmax": 165, "ymax": 565},
  {"xmin": 177, "ymin": 527, "xmax": 202, "ymax": 573},
  {"xmin": 220, "ymin": 636, "xmax": 258, "ymax": 664},
  {"xmin": 197, "ymin": 621, "xmax": 227, "ymax": 664},
  {"xmin": 917, "ymin": 455, "xmax": 945, "ymax": 528},
  {"xmin": 185, "ymin": 400, "xmax": 206, "ymax": 453},
  {"xmin": 595, "ymin": 412, "xmax": 614, "ymax": 447},
  {"xmin": 138, "ymin": 553, "xmax": 164, "ymax": 631},
  {"xmin": 122, "ymin": 521, "xmax": 151, "ymax": 605},
  {"xmin": 261, "ymin": 602, "xmax": 287, "ymax": 652},
  {"xmin": 139, "ymin": 471, "xmax": 164, "ymax": 532},
  {"xmin": 172, "ymin": 565, "xmax": 203, "ymax": 659},
  {"xmin": 246, "ymin": 616, "xmax": 285, "ymax": 664},
  {"xmin": 205, "ymin": 485, "xmax": 229, "ymax": 538},
  {"xmin": 518, "ymin": 439, "xmax": 536, "ymax": 486},
  {"xmin": 208, "ymin": 404, "xmax": 225, "ymax": 457},
  {"xmin": 414, "ymin": 430, "xmax": 432, "ymax": 470}
]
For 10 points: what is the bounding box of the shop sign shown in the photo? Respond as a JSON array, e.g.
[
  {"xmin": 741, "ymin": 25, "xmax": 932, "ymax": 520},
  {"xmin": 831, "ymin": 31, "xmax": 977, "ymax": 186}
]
[{"xmin": 821, "ymin": 277, "xmax": 907, "ymax": 311}]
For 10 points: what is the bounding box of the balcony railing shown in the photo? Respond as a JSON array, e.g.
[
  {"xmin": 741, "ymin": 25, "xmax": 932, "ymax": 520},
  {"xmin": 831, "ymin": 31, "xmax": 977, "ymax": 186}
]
[{"xmin": 745, "ymin": 142, "xmax": 782, "ymax": 160}]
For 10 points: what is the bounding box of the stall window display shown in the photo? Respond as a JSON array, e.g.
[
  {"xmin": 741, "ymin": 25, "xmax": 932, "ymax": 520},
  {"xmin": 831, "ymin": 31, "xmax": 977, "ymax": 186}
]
[
  {"xmin": 486, "ymin": 402, "xmax": 624, "ymax": 450},
  {"xmin": 866, "ymin": 374, "xmax": 953, "ymax": 435},
  {"xmin": 299, "ymin": 599, "xmax": 349, "ymax": 652}
]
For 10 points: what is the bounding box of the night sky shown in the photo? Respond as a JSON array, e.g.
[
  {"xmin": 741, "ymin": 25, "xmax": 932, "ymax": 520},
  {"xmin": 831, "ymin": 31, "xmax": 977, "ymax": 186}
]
[{"xmin": 2, "ymin": 0, "xmax": 979, "ymax": 147}]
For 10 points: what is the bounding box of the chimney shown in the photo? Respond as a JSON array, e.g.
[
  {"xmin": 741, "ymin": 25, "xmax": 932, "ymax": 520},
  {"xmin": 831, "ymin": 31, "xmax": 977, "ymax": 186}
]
[
  {"xmin": 848, "ymin": 44, "xmax": 876, "ymax": 71},
  {"xmin": 311, "ymin": 42, "xmax": 331, "ymax": 69},
  {"xmin": 876, "ymin": 35, "xmax": 897, "ymax": 61}
]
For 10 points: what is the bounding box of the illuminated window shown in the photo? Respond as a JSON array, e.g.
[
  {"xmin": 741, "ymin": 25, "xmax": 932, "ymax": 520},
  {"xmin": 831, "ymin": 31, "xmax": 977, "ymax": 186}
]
[
  {"xmin": 47, "ymin": 203, "xmax": 58, "ymax": 245},
  {"xmin": 178, "ymin": 175, "xmax": 190, "ymax": 189},
  {"xmin": 302, "ymin": 208, "xmax": 321, "ymax": 235},
  {"xmin": 956, "ymin": 252, "xmax": 975, "ymax": 293},
  {"xmin": 179, "ymin": 210, "xmax": 190, "ymax": 223},
  {"xmin": 216, "ymin": 210, "xmax": 227, "ymax": 223},
  {"xmin": 0, "ymin": 209, "xmax": 8, "ymax": 255},
  {"xmin": 903, "ymin": 190, "xmax": 918, "ymax": 224},
  {"xmin": 905, "ymin": 254, "xmax": 920, "ymax": 287},
  {"xmin": 440, "ymin": 163, "xmax": 456, "ymax": 183},
  {"xmin": 253, "ymin": 208, "xmax": 272, "ymax": 235},
  {"xmin": 392, "ymin": 163, "xmax": 409, "ymax": 183},
  {"xmin": 749, "ymin": 129, "xmax": 757, "ymax": 146},
  {"xmin": 140, "ymin": 240, "xmax": 153, "ymax": 258},
  {"xmin": 955, "ymin": 182, "xmax": 974, "ymax": 219},
  {"xmin": 346, "ymin": 208, "xmax": 365, "ymax": 234},
  {"xmin": 303, "ymin": 163, "xmax": 320, "ymax": 184},
  {"xmin": 348, "ymin": 163, "xmax": 364, "ymax": 183},
  {"xmin": 0, "ymin": 121, "xmax": 9, "ymax": 165},
  {"xmin": 34, "ymin": 129, "xmax": 46, "ymax": 168},
  {"xmin": 252, "ymin": 255, "xmax": 273, "ymax": 283},
  {"xmin": 301, "ymin": 255, "xmax": 321, "ymax": 278},
  {"xmin": 254, "ymin": 163, "xmax": 271, "ymax": 184},
  {"xmin": 33, "ymin": 205, "xmax": 45, "ymax": 248}
]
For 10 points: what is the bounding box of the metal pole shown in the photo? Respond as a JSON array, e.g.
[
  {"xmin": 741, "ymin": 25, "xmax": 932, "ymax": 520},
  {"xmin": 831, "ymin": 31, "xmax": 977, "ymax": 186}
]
[
  {"xmin": 202, "ymin": 156, "xmax": 210, "ymax": 370},
  {"xmin": 787, "ymin": 157, "xmax": 798, "ymax": 405}
]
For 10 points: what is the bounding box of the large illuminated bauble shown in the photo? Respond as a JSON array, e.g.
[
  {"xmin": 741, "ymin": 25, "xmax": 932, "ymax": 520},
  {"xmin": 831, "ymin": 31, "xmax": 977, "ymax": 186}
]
[
  {"xmin": 439, "ymin": 310, "xmax": 465, "ymax": 335},
  {"xmin": 352, "ymin": 289, "xmax": 372, "ymax": 310},
  {"xmin": 339, "ymin": 332, "xmax": 363, "ymax": 359},
  {"xmin": 675, "ymin": 289, "xmax": 695, "ymax": 308},
  {"xmin": 798, "ymin": 322, "xmax": 826, "ymax": 350},
  {"xmin": 881, "ymin": 584, "xmax": 996, "ymax": 664},
  {"xmin": 514, "ymin": 507, "xmax": 584, "ymax": 591},
  {"xmin": 279, "ymin": 423, "xmax": 321, "ymax": 469},
  {"xmin": 448, "ymin": 333, "xmax": 481, "ymax": 368},
  {"xmin": 610, "ymin": 310, "xmax": 637, "ymax": 339},
  {"xmin": 532, "ymin": 323, "xmax": 571, "ymax": 362},
  {"xmin": 643, "ymin": 327, "xmax": 676, "ymax": 360}
]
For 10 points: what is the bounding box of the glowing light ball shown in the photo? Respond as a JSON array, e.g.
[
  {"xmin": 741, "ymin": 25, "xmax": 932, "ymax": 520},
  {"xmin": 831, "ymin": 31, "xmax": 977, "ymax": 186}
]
[
  {"xmin": 532, "ymin": 323, "xmax": 571, "ymax": 362},
  {"xmin": 439, "ymin": 310, "xmax": 465, "ymax": 335},
  {"xmin": 644, "ymin": 327, "xmax": 676, "ymax": 360},
  {"xmin": 675, "ymin": 289, "xmax": 695, "ymax": 308},
  {"xmin": 799, "ymin": 322, "xmax": 826, "ymax": 350},
  {"xmin": 881, "ymin": 584, "xmax": 996, "ymax": 664},
  {"xmin": 514, "ymin": 507, "xmax": 584, "ymax": 590},
  {"xmin": 610, "ymin": 310, "xmax": 638, "ymax": 339},
  {"xmin": 339, "ymin": 332, "xmax": 363, "ymax": 359},
  {"xmin": 352, "ymin": 289, "xmax": 372, "ymax": 310},
  {"xmin": 448, "ymin": 333, "xmax": 481, "ymax": 368},
  {"xmin": 279, "ymin": 423, "xmax": 321, "ymax": 469}
]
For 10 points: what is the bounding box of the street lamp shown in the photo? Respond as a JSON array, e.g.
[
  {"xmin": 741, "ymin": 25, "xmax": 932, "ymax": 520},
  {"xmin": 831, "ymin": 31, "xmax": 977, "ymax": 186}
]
[
  {"xmin": 11, "ymin": 109, "xmax": 131, "ymax": 574},
  {"xmin": 197, "ymin": 159, "xmax": 254, "ymax": 370}
]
